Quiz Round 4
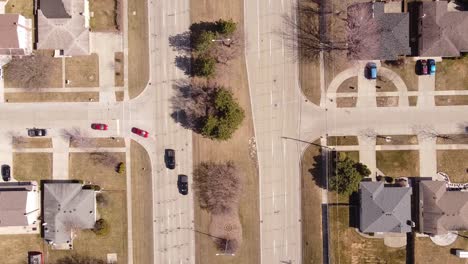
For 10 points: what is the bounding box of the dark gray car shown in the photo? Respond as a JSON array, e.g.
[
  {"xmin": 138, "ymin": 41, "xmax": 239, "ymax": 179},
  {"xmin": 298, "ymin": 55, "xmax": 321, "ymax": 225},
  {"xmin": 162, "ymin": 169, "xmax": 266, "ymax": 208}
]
[
  {"xmin": 165, "ymin": 149, "xmax": 176, "ymax": 169},
  {"xmin": 28, "ymin": 128, "xmax": 47, "ymax": 137},
  {"xmin": 177, "ymin": 175, "xmax": 188, "ymax": 195},
  {"xmin": 1, "ymin": 165, "xmax": 10, "ymax": 182}
]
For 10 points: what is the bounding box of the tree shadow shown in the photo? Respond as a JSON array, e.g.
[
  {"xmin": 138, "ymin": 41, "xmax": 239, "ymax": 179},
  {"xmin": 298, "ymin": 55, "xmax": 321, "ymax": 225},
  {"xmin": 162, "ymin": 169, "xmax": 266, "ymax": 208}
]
[
  {"xmin": 175, "ymin": 56, "xmax": 192, "ymax": 76},
  {"xmin": 308, "ymin": 153, "xmax": 327, "ymax": 189},
  {"xmin": 169, "ymin": 31, "xmax": 192, "ymax": 53}
]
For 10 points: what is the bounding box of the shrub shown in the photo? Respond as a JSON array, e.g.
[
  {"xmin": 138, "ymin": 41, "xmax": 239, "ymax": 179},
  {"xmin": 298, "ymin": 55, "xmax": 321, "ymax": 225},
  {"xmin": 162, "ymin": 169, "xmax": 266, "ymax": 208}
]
[
  {"xmin": 215, "ymin": 19, "xmax": 237, "ymax": 36},
  {"xmin": 193, "ymin": 31, "xmax": 216, "ymax": 53},
  {"xmin": 201, "ymin": 89, "xmax": 245, "ymax": 140},
  {"xmin": 192, "ymin": 56, "xmax": 216, "ymax": 77},
  {"xmin": 116, "ymin": 162, "xmax": 125, "ymax": 174},
  {"xmin": 93, "ymin": 218, "xmax": 110, "ymax": 236}
]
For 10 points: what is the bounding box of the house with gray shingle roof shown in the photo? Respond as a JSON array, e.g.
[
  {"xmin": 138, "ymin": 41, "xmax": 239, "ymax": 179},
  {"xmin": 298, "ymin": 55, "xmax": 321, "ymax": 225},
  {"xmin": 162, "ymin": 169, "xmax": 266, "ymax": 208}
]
[
  {"xmin": 0, "ymin": 182, "xmax": 38, "ymax": 227},
  {"xmin": 42, "ymin": 182, "xmax": 96, "ymax": 248},
  {"xmin": 347, "ymin": 2, "xmax": 411, "ymax": 60},
  {"xmin": 359, "ymin": 182, "xmax": 413, "ymax": 233},
  {"xmin": 417, "ymin": 1, "xmax": 468, "ymax": 57},
  {"xmin": 36, "ymin": 0, "xmax": 90, "ymax": 56},
  {"xmin": 419, "ymin": 180, "xmax": 468, "ymax": 235}
]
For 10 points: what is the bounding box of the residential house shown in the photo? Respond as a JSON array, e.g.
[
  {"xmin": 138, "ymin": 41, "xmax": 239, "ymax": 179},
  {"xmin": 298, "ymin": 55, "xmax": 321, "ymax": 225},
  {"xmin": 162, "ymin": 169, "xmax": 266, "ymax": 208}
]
[
  {"xmin": 359, "ymin": 181, "xmax": 413, "ymax": 233},
  {"xmin": 347, "ymin": 2, "xmax": 411, "ymax": 60},
  {"xmin": 417, "ymin": 1, "xmax": 468, "ymax": 57},
  {"xmin": 419, "ymin": 180, "xmax": 468, "ymax": 235},
  {"xmin": 42, "ymin": 182, "xmax": 96, "ymax": 248},
  {"xmin": 0, "ymin": 14, "xmax": 33, "ymax": 56},
  {"xmin": 0, "ymin": 182, "xmax": 39, "ymax": 227},
  {"xmin": 36, "ymin": 0, "xmax": 90, "ymax": 56}
]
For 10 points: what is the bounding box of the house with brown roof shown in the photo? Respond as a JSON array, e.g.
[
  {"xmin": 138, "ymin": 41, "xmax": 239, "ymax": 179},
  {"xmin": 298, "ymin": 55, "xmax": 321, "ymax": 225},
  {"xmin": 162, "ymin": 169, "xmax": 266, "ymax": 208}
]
[
  {"xmin": 0, "ymin": 14, "xmax": 33, "ymax": 56},
  {"xmin": 417, "ymin": 1, "xmax": 468, "ymax": 57},
  {"xmin": 0, "ymin": 182, "xmax": 39, "ymax": 227},
  {"xmin": 419, "ymin": 180, "xmax": 468, "ymax": 235},
  {"xmin": 347, "ymin": 2, "xmax": 411, "ymax": 60},
  {"xmin": 35, "ymin": 0, "xmax": 90, "ymax": 56}
]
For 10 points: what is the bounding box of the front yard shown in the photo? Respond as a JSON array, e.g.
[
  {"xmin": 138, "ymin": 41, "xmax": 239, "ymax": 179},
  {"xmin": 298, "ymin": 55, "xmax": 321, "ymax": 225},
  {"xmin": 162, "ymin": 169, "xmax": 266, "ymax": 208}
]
[
  {"xmin": 435, "ymin": 56, "xmax": 468, "ymax": 91},
  {"xmin": 65, "ymin": 54, "xmax": 100, "ymax": 88},
  {"xmin": 415, "ymin": 234, "xmax": 468, "ymax": 264},
  {"xmin": 13, "ymin": 153, "xmax": 53, "ymax": 182},
  {"xmin": 437, "ymin": 150, "xmax": 468, "ymax": 183},
  {"xmin": 376, "ymin": 150, "xmax": 420, "ymax": 177}
]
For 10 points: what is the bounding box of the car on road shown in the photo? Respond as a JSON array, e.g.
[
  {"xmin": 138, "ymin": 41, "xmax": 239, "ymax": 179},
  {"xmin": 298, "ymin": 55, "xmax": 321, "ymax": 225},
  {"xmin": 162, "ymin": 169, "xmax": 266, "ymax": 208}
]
[
  {"xmin": 28, "ymin": 128, "xmax": 47, "ymax": 137},
  {"xmin": 428, "ymin": 59, "xmax": 436, "ymax": 75},
  {"xmin": 418, "ymin": 59, "xmax": 428, "ymax": 75},
  {"xmin": 91, "ymin": 123, "xmax": 108, "ymax": 130},
  {"xmin": 131, "ymin": 127, "xmax": 149, "ymax": 138},
  {"xmin": 165, "ymin": 149, "xmax": 176, "ymax": 169},
  {"xmin": 1, "ymin": 165, "xmax": 10, "ymax": 182},
  {"xmin": 177, "ymin": 174, "xmax": 188, "ymax": 195},
  {"xmin": 365, "ymin": 62, "xmax": 377, "ymax": 79}
]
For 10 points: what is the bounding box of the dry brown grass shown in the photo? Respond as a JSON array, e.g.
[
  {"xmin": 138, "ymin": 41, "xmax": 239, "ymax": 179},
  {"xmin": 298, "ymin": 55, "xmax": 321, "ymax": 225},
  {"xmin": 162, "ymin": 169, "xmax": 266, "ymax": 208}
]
[
  {"xmin": 0, "ymin": 235, "xmax": 44, "ymax": 264},
  {"xmin": 435, "ymin": 57, "xmax": 468, "ymax": 91},
  {"xmin": 300, "ymin": 61, "xmax": 321, "ymax": 105},
  {"xmin": 13, "ymin": 153, "xmax": 52, "ymax": 182},
  {"xmin": 90, "ymin": 0, "xmax": 121, "ymax": 31},
  {"xmin": 5, "ymin": 92, "xmax": 99, "ymax": 103},
  {"xmin": 383, "ymin": 60, "xmax": 418, "ymax": 91},
  {"xmin": 436, "ymin": 135, "xmax": 468, "ymax": 144},
  {"xmin": 128, "ymin": 0, "xmax": 149, "ymax": 99},
  {"xmin": 191, "ymin": 1, "xmax": 260, "ymax": 263},
  {"xmin": 329, "ymin": 207, "xmax": 406, "ymax": 264},
  {"xmin": 376, "ymin": 135, "xmax": 418, "ymax": 145},
  {"xmin": 116, "ymin": 91, "xmax": 125, "ymax": 101},
  {"xmin": 3, "ymin": 51, "xmax": 63, "ymax": 88},
  {"xmin": 337, "ymin": 77, "xmax": 358, "ymax": 93},
  {"xmin": 46, "ymin": 192, "xmax": 128, "ymax": 263},
  {"xmin": 327, "ymin": 136, "xmax": 358, "ymax": 146},
  {"xmin": 376, "ymin": 96, "xmax": 399, "ymax": 107},
  {"xmin": 5, "ymin": 0, "xmax": 33, "ymax": 18},
  {"xmin": 376, "ymin": 150, "xmax": 420, "ymax": 177},
  {"xmin": 209, "ymin": 212, "xmax": 243, "ymax": 247},
  {"xmin": 115, "ymin": 52, "xmax": 124, "ymax": 87},
  {"xmin": 70, "ymin": 137, "xmax": 125, "ymax": 148},
  {"xmin": 415, "ymin": 234, "xmax": 468, "ymax": 264},
  {"xmin": 336, "ymin": 97, "xmax": 357, "ymax": 108},
  {"xmin": 437, "ymin": 150, "xmax": 468, "ymax": 183},
  {"xmin": 301, "ymin": 142, "xmax": 323, "ymax": 264},
  {"xmin": 130, "ymin": 141, "xmax": 153, "ymax": 264},
  {"xmin": 69, "ymin": 152, "xmax": 126, "ymax": 190},
  {"xmin": 65, "ymin": 54, "xmax": 100, "ymax": 88},
  {"xmin": 435, "ymin": 95, "xmax": 468, "ymax": 106},
  {"xmin": 409, "ymin": 96, "xmax": 418, "ymax": 106},
  {"xmin": 12, "ymin": 137, "xmax": 52, "ymax": 148}
]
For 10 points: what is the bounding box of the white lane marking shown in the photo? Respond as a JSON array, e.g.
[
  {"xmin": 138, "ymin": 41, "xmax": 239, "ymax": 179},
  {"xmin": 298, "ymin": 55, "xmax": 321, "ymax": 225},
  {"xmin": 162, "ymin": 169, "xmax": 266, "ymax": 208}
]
[
  {"xmin": 269, "ymin": 38, "xmax": 272, "ymax": 57},
  {"xmin": 174, "ymin": 3, "xmax": 177, "ymax": 25},
  {"xmin": 273, "ymin": 239, "xmax": 276, "ymax": 256},
  {"xmin": 257, "ymin": 0, "xmax": 261, "ymax": 59},
  {"xmin": 272, "ymin": 191, "xmax": 275, "ymax": 208}
]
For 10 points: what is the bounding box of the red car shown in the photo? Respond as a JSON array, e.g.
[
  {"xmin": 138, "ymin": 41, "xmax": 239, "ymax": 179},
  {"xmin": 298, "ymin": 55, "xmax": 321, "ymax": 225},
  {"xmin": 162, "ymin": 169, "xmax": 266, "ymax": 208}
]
[
  {"xmin": 91, "ymin": 123, "xmax": 108, "ymax": 130},
  {"xmin": 418, "ymin": 60, "xmax": 428, "ymax": 75},
  {"xmin": 132, "ymin": 127, "xmax": 149, "ymax": 138}
]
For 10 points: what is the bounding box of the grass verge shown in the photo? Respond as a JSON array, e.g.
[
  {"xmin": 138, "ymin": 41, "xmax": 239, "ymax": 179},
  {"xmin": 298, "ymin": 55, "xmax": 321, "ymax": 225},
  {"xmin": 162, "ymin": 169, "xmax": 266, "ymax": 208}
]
[
  {"xmin": 5, "ymin": 92, "xmax": 99, "ymax": 103},
  {"xmin": 13, "ymin": 138, "xmax": 52, "ymax": 148},
  {"xmin": 376, "ymin": 135, "xmax": 418, "ymax": 145},
  {"xmin": 327, "ymin": 136, "xmax": 358, "ymax": 146},
  {"xmin": 128, "ymin": 0, "xmax": 149, "ymax": 99},
  {"xmin": 130, "ymin": 140, "xmax": 154, "ymax": 264},
  {"xmin": 70, "ymin": 138, "xmax": 125, "ymax": 148},
  {"xmin": 115, "ymin": 52, "xmax": 124, "ymax": 87},
  {"xmin": 435, "ymin": 95, "xmax": 468, "ymax": 106},
  {"xmin": 13, "ymin": 153, "xmax": 52, "ymax": 182}
]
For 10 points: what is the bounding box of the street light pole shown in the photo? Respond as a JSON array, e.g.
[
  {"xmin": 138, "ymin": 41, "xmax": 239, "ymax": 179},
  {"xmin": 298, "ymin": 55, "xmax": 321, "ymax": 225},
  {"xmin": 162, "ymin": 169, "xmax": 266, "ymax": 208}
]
[{"xmin": 177, "ymin": 227, "xmax": 235, "ymax": 256}]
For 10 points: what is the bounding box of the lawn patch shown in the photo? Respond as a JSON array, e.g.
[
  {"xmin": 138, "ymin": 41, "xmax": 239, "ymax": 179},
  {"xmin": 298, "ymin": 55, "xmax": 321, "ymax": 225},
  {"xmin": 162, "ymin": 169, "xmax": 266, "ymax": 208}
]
[
  {"xmin": 376, "ymin": 150, "xmax": 419, "ymax": 177},
  {"xmin": 5, "ymin": 92, "xmax": 99, "ymax": 103},
  {"xmin": 0, "ymin": 235, "xmax": 44, "ymax": 264},
  {"xmin": 435, "ymin": 57, "xmax": 468, "ymax": 91},
  {"xmin": 12, "ymin": 138, "xmax": 52, "ymax": 148},
  {"xmin": 65, "ymin": 54, "xmax": 100, "ymax": 87},
  {"xmin": 336, "ymin": 97, "xmax": 357, "ymax": 108},
  {"xmin": 376, "ymin": 96, "xmax": 399, "ymax": 107},
  {"xmin": 5, "ymin": 0, "xmax": 33, "ymax": 18},
  {"xmin": 90, "ymin": 0, "xmax": 122, "ymax": 31},
  {"xmin": 436, "ymin": 134, "xmax": 468, "ymax": 144},
  {"xmin": 13, "ymin": 153, "xmax": 52, "ymax": 182},
  {"xmin": 437, "ymin": 150, "xmax": 468, "ymax": 183},
  {"xmin": 336, "ymin": 77, "xmax": 358, "ymax": 93},
  {"xmin": 415, "ymin": 234, "xmax": 468, "ymax": 264},
  {"xmin": 376, "ymin": 135, "xmax": 418, "ymax": 145},
  {"xmin": 327, "ymin": 136, "xmax": 358, "ymax": 146},
  {"xmin": 70, "ymin": 137, "xmax": 125, "ymax": 148},
  {"xmin": 435, "ymin": 95, "xmax": 468, "ymax": 106},
  {"xmin": 69, "ymin": 152, "xmax": 126, "ymax": 190},
  {"xmin": 376, "ymin": 75, "xmax": 397, "ymax": 92},
  {"xmin": 115, "ymin": 52, "xmax": 124, "ymax": 87},
  {"xmin": 409, "ymin": 96, "xmax": 418, "ymax": 106},
  {"xmin": 382, "ymin": 60, "xmax": 418, "ymax": 91},
  {"xmin": 329, "ymin": 206, "xmax": 406, "ymax": 264}
]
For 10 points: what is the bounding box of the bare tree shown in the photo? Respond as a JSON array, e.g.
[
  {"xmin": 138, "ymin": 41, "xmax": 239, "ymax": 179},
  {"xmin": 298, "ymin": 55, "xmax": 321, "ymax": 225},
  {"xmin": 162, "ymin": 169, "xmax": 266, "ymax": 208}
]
[
  {"xmin": 193, "ymin": 161, "xmax": 243, "ymax": 215},
  {"xmin": 210, "ymin": 29, "xmax": 243, "ymax": 65},
  {"xmin": 213, "ymin": 238, "xmax": 240, "ymax": 254},
  {"xmin": 62, "ymin": 128, "xmax": 92, "ymax": 148},
  {"xmin": 346, "ymin": 3, "xmax": 380, "ymax": 60},
  {"xmin": 3, "ymin": 54, "xmax": 60, "ymax": 89},
  {"xmin": 90, "ymin": 152, "xmax": 119, "ymax": 168}
]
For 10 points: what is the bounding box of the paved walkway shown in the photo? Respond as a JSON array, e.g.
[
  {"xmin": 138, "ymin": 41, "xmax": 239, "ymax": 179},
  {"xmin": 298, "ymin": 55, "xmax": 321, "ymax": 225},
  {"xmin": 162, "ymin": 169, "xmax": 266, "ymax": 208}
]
[{"xmin": 52, "ymin": 137, "xmax": 69, "ymax": 180}]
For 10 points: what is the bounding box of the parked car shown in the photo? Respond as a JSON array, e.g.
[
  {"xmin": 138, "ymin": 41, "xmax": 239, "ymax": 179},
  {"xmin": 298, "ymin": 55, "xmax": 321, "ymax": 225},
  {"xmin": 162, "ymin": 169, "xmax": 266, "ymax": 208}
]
[
  {"xmin": 1, "ymin": 165, "xmax": 10, "ymax": 182},
  {"xmin": 428, "ymin": 59, "xmax": 436, "ymax": 75},
  {"xmin": 28, "ymin": 128, "xmax": 47, "ymax": 137},
  {"xmin": 177, "ymin": 174, "xmax": 188, "ymax": 195},
  {"xmin": 131, "ymin": 127, "xmax": 149, "ymax": 138},
  {"xmin": 365, "ymin": 62, "xmax": 377, "ymax": 79},
  {"xmin": 165, "ymin": 149, "xmax": 176, "ymax": 169},
  {"xmin": 418, "ymin": 59, "xmax": 428, "ymax": 75},
  {"xmin": 91, "ymin": 123, "xmax": 108, "ymax": 130}
]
